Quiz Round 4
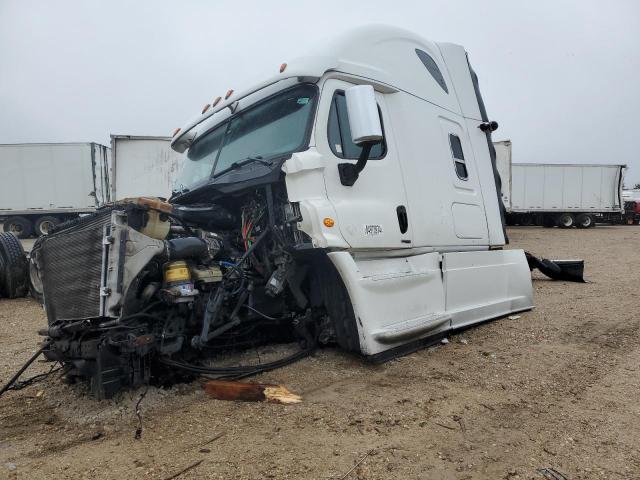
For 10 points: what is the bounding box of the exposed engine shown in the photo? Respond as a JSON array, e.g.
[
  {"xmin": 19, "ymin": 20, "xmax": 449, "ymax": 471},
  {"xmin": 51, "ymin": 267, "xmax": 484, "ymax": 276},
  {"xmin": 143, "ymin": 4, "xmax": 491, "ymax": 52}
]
[{"xmin": 32, "ymin": 187, "xmax": 357, "ymax": 398}]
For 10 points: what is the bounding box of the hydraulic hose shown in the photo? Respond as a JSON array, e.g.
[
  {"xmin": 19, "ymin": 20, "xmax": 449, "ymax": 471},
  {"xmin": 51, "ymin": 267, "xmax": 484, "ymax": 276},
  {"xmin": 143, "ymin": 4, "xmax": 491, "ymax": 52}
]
[
  {"xmin": 0, "ymin": 343, "xmax": 49, "ymax": 398},
  {"xmin": 159, "ymin": 347, "xmax": 312, "ymax": 380}
]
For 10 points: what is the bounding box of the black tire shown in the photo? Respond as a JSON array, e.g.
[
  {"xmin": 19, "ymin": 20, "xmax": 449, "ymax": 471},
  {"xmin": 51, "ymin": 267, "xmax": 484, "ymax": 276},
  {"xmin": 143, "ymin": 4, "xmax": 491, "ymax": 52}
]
[
  {"xmin": 542, "ymin": 215, "xmax": 555, "ymax": 228},
  {"xmin": 0, "ymin": 232, "xmax": 29, "ymax": 298},
  {"xmin": 34, "ymin": 216, "xmax": 60, "ymax": 236},
  {"xmin": 29, "ymin": 256, "xmax": 44, "ymax": 304},
  {"xmin": 3, "ymin": 216, "xmax": 34, "ymax": 239},
  {"xmin": 575, "ymin": 213, "xmax": 595, "ymax": 229},
  {"xmin": 313, "ymin": 256, "xmax": 361, "ymax": 354},
  {"xmin": 556, "ymin": 213, "xmax": 574, "ymax": 229}
]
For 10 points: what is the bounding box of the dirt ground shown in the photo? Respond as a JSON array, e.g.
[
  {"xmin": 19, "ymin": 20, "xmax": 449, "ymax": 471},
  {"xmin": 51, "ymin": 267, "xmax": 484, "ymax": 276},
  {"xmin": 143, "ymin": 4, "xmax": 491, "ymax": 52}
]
[{"xmin": 1, "ymin": 226, "xmax": 639, "ymax": 480}]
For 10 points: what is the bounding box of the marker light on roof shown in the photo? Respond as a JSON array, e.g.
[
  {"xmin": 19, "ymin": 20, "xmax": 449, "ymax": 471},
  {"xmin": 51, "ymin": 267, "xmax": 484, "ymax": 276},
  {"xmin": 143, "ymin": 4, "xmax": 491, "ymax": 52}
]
[
  {"xmin": 212, "ymin": 96, "xmax": 222, "ymax": 107},
  {"xmin": 201, "ymin": 103, "xmax": 211, "ymax": 114},
  {"xmin": 172, "ymin": 127, "xmax": 181, "ymax": 137},
  {"xmin": 225, "ymin": 89, "xmax": 234, "ymax": 99},
  {"xmin": 280, "ymin": 63, "xmax": 287, "ymax": 73}
]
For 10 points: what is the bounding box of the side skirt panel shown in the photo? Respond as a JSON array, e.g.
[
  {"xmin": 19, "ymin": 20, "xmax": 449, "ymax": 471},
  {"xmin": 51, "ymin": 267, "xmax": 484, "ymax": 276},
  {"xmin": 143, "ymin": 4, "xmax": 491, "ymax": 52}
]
[{"xmin": 328, "ymin": 249, "xmax": 533, "ymax": 358}]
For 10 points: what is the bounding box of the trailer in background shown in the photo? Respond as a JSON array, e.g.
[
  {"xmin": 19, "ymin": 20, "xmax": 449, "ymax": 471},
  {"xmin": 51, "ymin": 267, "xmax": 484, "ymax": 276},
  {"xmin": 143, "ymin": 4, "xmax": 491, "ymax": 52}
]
[
  {"xmin": 494, "ymin": 140, "xmax": 625, "ymax": 228},
  {"xmin": 110, "ymin": 135, "xmax": 184, "ymax": 201},
  {"xmin": 0, "ymin": 143, "xmax": 110, "ymax": 237}
]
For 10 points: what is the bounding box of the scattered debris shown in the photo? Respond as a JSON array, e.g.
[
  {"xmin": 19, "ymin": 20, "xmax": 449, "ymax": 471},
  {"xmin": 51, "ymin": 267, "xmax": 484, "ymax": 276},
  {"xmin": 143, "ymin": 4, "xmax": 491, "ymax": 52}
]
[
  {"xmin": 134, "ymin": 386, "xmax": 149, "ymax": 439},
  {"xmin": 525, "ymin": 252, "xmax": 585, "ymax": 283},
  {"xmin": 451, "ymin": 415, "xmax": 466, "ymax": 432},
  {"xmin": 162, "ymin": 460, "xmax": 204, "ymax": 480},
  {"xmin": 204, "ymin": 380, "xmax": 302, "ymax": 404},
  {"xmin": 508, "ymin": 315, "xmax": 521, "ymax": 320},
  {"xmin": 441, "ymin": 338, "xmax": 450, "ymax": 345},
  {"xmin": 479, "ymin": 403, "xmax": 495, "ymax": 411},
  {"xmin": 459, "ymin": 338, "xmax": 468, "ymax": 345},
  {"xmin": 198, "ymin": 432, "xmax": 225, "ymax": 447},
  {"xmin": 537, "ymin": 467, "xmax": 569, "ymax": 479},
  {"xmin": 4, "ymin": 463, "xmax": 16, "ymax": 471},
  {"xmin": 433, "ymin": 421, "xmax": 457, "ymax": 431},
  {"xmin": 338, "ymin": 449, "xmax": 374, "ymax": 479}
]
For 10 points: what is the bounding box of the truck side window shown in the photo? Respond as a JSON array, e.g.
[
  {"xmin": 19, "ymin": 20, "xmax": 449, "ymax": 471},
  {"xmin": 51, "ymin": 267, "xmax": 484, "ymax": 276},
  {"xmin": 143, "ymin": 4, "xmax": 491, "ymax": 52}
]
[
  {"xmin": 328, "ymin": 91, "xmax": 385, "ymax": 160},
  {"xmin": 449, "ymin": 134, "xmax": 468, "ymax": 180}
]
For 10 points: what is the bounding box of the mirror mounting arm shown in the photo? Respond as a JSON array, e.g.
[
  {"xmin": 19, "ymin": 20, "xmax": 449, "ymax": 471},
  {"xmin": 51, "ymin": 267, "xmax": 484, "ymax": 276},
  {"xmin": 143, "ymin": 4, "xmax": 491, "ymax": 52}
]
[{"xmin": 338, "ymin": 143, "xmax": 373, "ymax": 187}]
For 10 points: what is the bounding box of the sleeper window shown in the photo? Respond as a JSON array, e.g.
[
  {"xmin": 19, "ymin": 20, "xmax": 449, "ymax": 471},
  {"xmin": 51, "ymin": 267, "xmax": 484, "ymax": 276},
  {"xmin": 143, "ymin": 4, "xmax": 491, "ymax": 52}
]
[
  {"xmin": 449, "ymin": 134, "xmax": 469, "ymax": 180},
  {"xmin": 327, "ymin": 91, "xmax": 385, "ymax": 159}
]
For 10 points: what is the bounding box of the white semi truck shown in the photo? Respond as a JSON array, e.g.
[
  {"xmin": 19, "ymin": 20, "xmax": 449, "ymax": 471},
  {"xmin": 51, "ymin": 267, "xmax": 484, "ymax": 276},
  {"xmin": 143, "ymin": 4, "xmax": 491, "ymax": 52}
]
[
  {"xmin": 0, "ymin": 143, "xmax": 111, "ymax": 237},
  {"xmin": 494, "ymin": 140, "xmax": 625, "ymax": 228},
  {"xmin": 33, "ymin": 26, "xmax": 538, "ymax": 398}
]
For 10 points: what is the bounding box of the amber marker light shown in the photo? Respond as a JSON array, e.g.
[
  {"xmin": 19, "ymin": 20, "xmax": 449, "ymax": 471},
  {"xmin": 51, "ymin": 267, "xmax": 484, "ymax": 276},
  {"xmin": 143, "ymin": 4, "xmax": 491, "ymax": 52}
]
[
  {"xmin": 201, "ymin": 103, "xmax": 211, "ymax": 114},
  {"xmin": 172, "ymin": 127, "xmax": 181, "ymax": 137},
  {"xmin": 323, "ymin": 217, "xmax": 335, "ymax": 228},
  {"xmin": 212, "ymin": 96, "xmax": 222, "ymax": 107},
  {"xmin": 279, "ymin": 63, "xmax": 287, "ymax": 73},
  {"xmin": 225, "ymin": 89, "xmax": 234, "ymax": 99}
]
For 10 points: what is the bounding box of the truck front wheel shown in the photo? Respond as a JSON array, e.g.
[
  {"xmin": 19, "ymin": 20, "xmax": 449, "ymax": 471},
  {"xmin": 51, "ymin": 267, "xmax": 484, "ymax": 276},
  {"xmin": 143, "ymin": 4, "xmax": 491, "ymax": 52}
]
[
  {"xmin": 575, "ymin": 214, "xmax": 595, "ymax": 229},
  {"xmin": 3, "ymin": 216, "xmax": 33, "ymax": 239},
  {"xmin": 556, "ymin": 213, "xmax": 574, "ymax": 229}
]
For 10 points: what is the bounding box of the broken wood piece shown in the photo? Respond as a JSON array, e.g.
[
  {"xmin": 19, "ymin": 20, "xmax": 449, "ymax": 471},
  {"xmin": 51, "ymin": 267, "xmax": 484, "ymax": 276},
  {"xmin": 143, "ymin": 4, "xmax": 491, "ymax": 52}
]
[{"xmin": 203, "ymin": 380, "xmax": 302, "ymax": 404}]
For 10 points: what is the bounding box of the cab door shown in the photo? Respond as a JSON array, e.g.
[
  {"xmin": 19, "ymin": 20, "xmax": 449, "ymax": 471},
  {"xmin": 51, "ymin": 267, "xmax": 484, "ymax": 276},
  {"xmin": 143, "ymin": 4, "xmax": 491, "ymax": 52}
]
[
  {"xmin": 439, "ymin": 116, "xmax": 489, "ymax": 242},
  {"xmin": 316, "ymin": 79, "xmax": 411, "ymax": 249}
]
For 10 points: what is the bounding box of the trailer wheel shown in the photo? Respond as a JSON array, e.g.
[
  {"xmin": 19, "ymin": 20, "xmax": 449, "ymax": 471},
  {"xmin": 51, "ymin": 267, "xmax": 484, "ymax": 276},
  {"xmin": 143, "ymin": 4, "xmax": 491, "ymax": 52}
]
[
  {"xmin": 556, "ymin": 213, "xmax": 574, "ymax": 229},
  {"xmin": 34, "ymin": 216, "xmax": 60, "ymax": 236},
  {"xmin": 542, "ymin": 215, "xmax": 555, "ymax": 228},
  {"xmin": 3, "ymin": 216, "xmax": 33, "ymax": 239},
  {"xmin": 0, "ymin": 232, "xmax": 29, "ymax": 298},
  {"xmin": 575, "ymin": 214, "xmax": 594, "ymax": 229}
]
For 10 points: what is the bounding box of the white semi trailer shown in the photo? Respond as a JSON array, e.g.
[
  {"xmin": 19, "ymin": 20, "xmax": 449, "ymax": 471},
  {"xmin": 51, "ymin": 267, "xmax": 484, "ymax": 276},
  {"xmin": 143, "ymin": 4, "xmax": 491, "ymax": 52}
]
[
  {"xmin": 110, "ymin": 135, "xmax": 184, "ymax": 201},
  {"xmin": 0, "ymin": 143, "xmax": 111, "ymax": 237},
  {"xmin": 494, "ymin": 140, "xmax": 625, "ymax": 228}
]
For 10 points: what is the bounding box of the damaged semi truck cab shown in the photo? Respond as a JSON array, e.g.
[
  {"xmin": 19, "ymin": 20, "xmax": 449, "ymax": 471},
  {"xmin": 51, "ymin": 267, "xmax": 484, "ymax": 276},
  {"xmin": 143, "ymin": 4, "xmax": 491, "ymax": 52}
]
[{"xmin": 36, "ymin": 26, "xmax": 533, "ymax": 398}]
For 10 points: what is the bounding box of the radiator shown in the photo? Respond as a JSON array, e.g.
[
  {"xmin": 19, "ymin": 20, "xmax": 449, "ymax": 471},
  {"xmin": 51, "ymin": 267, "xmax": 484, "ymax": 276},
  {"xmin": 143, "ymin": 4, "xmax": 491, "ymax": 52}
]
[{"xmin": 40, "ymin": 210, "xmax": 112, "ymax": 323}]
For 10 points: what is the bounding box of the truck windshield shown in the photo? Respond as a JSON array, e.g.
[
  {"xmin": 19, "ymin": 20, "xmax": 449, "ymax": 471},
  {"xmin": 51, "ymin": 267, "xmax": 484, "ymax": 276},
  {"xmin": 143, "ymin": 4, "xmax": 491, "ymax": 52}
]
[{"xmin": 177, "ymin": 84, "xmax": 318, "ymax": 190}]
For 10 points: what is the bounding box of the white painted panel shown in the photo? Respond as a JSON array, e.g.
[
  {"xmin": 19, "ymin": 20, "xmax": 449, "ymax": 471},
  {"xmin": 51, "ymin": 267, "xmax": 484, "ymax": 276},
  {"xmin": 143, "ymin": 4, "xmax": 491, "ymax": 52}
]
[
  {"xmin": 542, "ymin": 166, "xmax": 563, "ymax": 209},
  {"xmin": 0, "ymin": 143, "xmax": 99, "ymax": 212},
  {"xmin": 451, "ymin": 203, "xmax": 485, "ymax": 239},
  {"xmin": 511, "ymin": 164, "xmax": 622, "ymax": 212},
  {"xmin": 562, "ymin": 166, "xmax": 582, "ymax": 208},
  {"xmin": 329, "ymin": 251, "xmax": 447, "ymax": 356},
  {"xmin": 112, "ymin": 137, "xmax": 184, "ymax": 200},
  {"xmin": 524, "ymin": 166, "xmax": 544, "ymax": 209},
  {"xmin": 443, "ymin": 249, "xmax": 533, "ymax": 329},
  {"xmin": 493, "ymin": 141, "xmax": 511, "ymax": 209}
]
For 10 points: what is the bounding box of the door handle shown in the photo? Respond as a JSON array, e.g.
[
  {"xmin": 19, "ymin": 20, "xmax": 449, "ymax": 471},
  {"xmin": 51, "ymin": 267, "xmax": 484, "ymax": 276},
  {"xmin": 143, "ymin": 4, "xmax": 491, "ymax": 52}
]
[{"xmin": 396, "ymin": 205, "xmax": 408, "ymax": 234}]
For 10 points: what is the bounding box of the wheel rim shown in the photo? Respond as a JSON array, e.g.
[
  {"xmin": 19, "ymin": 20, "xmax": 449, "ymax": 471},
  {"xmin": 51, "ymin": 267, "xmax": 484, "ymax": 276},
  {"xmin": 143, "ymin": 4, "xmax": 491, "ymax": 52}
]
[
  {"xmin": 560, "ymin": 216, "xmax": 573, "ymax": 227},
  {"xmin": 40, "ymin": 221, "xmax": 54, "ymax": 235},
  {"xmin": 9, "ymin": 222, "xmax": 23, "ymax": 234},
  {"xmin": 29, "ymin": 261, "xmax": 43, "ymax": 295},
  {"xmin": 582, "ymin": 217, "xmax": 592, "ymax": 227}
]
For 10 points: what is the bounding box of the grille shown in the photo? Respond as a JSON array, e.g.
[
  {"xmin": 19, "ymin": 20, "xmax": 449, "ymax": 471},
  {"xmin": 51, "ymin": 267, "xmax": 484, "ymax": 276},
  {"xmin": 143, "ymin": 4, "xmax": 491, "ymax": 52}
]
[{"xmin": 41, "ymin": 210, "xmax": 113, "ymax": 323}]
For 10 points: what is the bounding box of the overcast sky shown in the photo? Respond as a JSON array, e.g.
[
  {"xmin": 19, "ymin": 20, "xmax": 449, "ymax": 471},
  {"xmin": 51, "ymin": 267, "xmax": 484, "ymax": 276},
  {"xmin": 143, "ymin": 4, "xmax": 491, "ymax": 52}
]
[{"xmin": 1, "ymin": 1, "xmax": 639, "ymax": 184}]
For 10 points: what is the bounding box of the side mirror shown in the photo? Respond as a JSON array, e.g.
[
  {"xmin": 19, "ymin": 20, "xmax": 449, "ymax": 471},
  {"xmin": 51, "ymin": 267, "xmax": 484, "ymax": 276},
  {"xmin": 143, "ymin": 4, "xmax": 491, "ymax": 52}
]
[
  {"xmin": 338, "ymin": 85, "xmax": 383, "ymax": 186},
  {"xmin": 345, "ymin": 85, "xmax": 383, "ymax": 144}
]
